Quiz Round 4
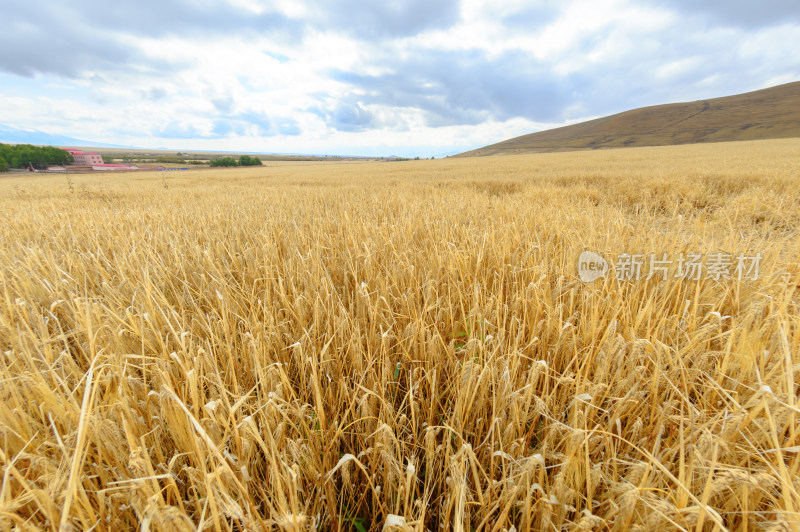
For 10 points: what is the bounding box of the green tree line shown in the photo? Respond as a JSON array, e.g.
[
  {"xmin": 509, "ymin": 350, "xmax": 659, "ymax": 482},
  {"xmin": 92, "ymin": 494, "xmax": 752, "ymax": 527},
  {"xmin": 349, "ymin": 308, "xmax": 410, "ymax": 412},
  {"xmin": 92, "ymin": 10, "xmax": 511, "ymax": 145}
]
[
  {"xmin": 209, "ymin": 155, "xmax": 263, "ymax": 167},
  {"xmin": 0, "ymin": 144, "xmax": 73, "ymax": 172}
]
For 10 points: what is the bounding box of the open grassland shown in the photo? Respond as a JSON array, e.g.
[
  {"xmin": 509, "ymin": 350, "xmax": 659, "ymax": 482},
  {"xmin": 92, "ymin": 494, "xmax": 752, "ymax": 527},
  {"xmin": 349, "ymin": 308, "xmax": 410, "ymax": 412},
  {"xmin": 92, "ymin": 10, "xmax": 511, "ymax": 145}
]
[{"xmin": 1, "ymin": 138, "xmax": 799, "ymax": 531}]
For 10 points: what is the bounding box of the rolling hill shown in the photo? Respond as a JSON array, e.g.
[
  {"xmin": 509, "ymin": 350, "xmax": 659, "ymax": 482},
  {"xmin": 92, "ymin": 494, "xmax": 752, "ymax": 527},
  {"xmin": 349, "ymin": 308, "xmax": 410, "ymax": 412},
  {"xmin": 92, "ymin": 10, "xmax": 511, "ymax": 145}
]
[{"xmin": 457, "ymin": 81, "xmax": 800, "ymax": 157}]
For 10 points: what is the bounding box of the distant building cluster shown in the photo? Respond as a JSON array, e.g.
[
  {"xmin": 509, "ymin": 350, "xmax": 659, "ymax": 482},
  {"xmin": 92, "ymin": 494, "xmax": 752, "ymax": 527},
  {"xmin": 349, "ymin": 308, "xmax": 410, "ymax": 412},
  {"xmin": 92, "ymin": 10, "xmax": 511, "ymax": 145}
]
[
  {"xmin": 64, "ymin": 149, "xmax": 103, "ymax": 165},
  {"xmin": 63, "ymin": 148, "xmax": 137, "ymax": 171}
]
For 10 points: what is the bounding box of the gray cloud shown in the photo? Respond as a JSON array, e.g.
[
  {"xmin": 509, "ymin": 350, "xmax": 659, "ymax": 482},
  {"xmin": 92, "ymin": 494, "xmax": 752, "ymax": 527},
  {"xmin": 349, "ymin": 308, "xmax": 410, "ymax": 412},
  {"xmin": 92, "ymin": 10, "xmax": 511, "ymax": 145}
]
[
  {"xmin": 212, "ymin": 95, "xmax": 236, "ymax": 114},
  {"xmin": 309, "ymin": 101, "xmax": 377, "ymax": 132},
  {"xmin": 331, "ymin": 102, "xmax": 374, "ymax": 132},
  {"xmin": 325, "ymin": 16, "xmax": 800, "ymax": 130},
  {"xmin": 501, "ymin": 2, "xmax": 561, "ymax": 30},
  {"xmin": 0, "ymin": 0, "xmax": 461, "ymax": 80},
  {"xmin": 652, "ymin": 0, "xmax": 800, "ymax": 28},
  {"xmin": 70, "ymin": 0, "xmax": 457, "ymax": 41},
  {"xmin": 67, "ymin": 0, "xmax": 300, "ymax": 39},
  {"xmin": 237, "ymin": 112, "xmax": 272, "ymax": 134},
  {"xmin": 329, "ymin": 50, "xmax": 578, "ymax": 127},
  {"xmin": 1, "ymin": 5, "xmax": 136, "ymax": 77},
  {"xmin": 308, "ymin": 0, "xmax": 461, "ymax": 39},
  {"xmin": 211, "ymin": 112, "xmax": 302, "ymax": 137},
  {"xmin": 142, "ymin": 87, "xmax": 168, "ymax": 101},
  {"xmin": 0, "ymin": 0, "xmax": 298, "ymax": 79},
  {"xmin": 1, "ymin": 1, "xmax": 199, "ymax": 78}
]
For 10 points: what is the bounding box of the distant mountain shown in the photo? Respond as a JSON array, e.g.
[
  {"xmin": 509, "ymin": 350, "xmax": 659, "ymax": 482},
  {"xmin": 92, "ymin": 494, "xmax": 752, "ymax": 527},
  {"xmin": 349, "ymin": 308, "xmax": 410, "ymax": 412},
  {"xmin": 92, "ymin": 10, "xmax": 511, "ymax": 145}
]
[
  {"xmin": 457, "ymin": 81, "xmax": 800, "ymax": 157},
  {"xmin": 0, "ymin": 124, "xmax": 129, "ymax": 149}
]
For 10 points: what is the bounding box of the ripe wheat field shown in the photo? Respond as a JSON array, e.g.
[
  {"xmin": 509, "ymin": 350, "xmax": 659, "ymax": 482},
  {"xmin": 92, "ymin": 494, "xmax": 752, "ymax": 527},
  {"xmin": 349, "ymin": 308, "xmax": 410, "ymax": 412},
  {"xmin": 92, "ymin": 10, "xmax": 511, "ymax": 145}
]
[{"xmin": 1, "ymin": 139, "xmax": 799, "ymax": 531}]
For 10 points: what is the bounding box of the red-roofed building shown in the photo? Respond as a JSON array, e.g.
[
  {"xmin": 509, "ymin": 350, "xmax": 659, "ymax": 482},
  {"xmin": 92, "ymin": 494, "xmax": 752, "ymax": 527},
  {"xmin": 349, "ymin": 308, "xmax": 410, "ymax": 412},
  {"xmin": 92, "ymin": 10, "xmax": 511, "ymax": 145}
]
[{"xmin": 64, "ymin": 149, "xmax": 103, "ymax": 166}]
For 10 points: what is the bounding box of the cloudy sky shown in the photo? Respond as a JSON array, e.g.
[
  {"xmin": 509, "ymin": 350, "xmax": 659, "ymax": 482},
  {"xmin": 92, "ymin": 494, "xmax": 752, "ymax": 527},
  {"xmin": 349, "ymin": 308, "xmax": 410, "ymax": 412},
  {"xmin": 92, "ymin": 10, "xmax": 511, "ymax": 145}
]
[{"xmin": 2, "ymin": 0, "xmax": 799, "ymax": 157}]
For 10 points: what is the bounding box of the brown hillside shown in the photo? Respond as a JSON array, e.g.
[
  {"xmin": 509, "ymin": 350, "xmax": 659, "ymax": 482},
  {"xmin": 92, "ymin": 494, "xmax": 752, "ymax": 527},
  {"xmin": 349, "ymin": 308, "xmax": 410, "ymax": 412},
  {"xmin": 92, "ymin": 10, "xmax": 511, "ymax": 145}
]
[{"xmin": 458, "ymin": 81, "xmax": 800, "ymax": 156}]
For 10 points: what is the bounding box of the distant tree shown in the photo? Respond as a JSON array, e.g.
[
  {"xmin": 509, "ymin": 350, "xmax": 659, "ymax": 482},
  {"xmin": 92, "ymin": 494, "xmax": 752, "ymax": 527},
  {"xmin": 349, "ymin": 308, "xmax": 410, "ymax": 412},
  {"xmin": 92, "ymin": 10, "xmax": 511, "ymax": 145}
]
[
  {"xmin": 0, "ymin": 157, "xmax": 7, "ymax": 172},
  {"xmin": 210, "ymin": 156, "xmax": 238, "ymax": 167},
  {"xmin": 0, "ymin": 143, "xmax": 72, "ymax": 170},
  {"xmin": 238, "ymin": 155, "xmax": 262, "ymax": 166}
]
